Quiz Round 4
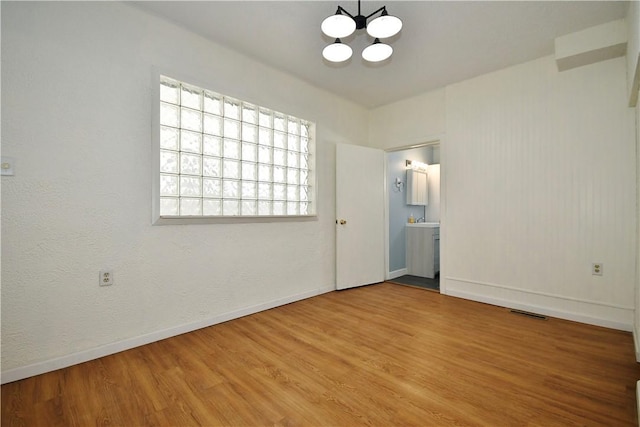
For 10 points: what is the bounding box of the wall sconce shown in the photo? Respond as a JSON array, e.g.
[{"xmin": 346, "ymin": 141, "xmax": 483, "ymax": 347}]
[{"xmin": 394, "ymin": 177, "xmax": 404, "ymax": 192}]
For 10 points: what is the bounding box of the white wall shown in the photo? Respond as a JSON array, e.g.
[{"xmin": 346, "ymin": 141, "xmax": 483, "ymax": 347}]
[
  {"xmin": 636, "ymin": 89, "xmax": 640, "ymax": 359},
  {"xmin": 628, "ymin": 1, "xmax": 640, "ymax": 359},
  {"xmin": 369, "ymin": 54, "xmax": 635, "ymax": 330},
  {"xmin": 368, "ymin": 89, "xmax": 446, "ymax": 149},
  {"xmin": 444, "ymin": 55, "xmax": 636, "ymax": 330},
  {"xmin": 1, "ymin": 2, "xmax": 368, "ymax": 380},
  {"xmin": 627, "ymin": 1, "xmax": 640, "ymax": 106}
]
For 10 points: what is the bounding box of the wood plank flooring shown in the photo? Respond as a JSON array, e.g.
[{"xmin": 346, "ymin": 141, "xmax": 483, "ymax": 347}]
[{"xmin": 3, "ymin": 282, "xmax": 639, "ymax": 426}]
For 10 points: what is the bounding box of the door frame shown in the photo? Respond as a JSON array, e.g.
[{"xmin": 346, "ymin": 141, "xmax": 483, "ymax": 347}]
[{"xmin": 384, "ymin": 137, "xmax": 446, "ymax": 294}]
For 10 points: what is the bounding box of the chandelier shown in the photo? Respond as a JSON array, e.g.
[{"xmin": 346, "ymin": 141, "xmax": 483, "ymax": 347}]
[{"xmin": 321, "ymin": 0, "xmax": 403, "ymax": 63}]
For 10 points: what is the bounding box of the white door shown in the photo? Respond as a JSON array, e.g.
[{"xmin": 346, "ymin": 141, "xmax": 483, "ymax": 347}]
[{"xmin": 336, "ymin": 143, "xmax": 385, "ymax": 290}]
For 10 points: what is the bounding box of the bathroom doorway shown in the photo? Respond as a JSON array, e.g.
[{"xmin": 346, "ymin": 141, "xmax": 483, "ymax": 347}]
[{"xmin": 385, "ymin": 142, "xmax": 441, "ymax": 292}]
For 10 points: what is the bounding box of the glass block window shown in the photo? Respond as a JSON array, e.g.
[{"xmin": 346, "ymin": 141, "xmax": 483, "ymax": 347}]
[{"xmin": 158, "ymin": 75, "xmax": 315, "ymax": 218}]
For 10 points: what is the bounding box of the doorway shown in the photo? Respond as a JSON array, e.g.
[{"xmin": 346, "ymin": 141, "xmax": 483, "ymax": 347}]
[{"xmin": 385, "ymin": 142, "xmax": 441, "ymax": 292}]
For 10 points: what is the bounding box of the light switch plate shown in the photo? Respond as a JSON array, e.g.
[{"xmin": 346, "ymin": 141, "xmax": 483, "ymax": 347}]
[{"xmin": 1, "ymin": 157, "xmax": 15, "ymax": 176}]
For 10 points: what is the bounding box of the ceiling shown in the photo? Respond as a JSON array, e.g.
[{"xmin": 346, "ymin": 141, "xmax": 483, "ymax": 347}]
[{"xmin": 132, "ymin": 1, "xmax": 629, "ymax": 109}]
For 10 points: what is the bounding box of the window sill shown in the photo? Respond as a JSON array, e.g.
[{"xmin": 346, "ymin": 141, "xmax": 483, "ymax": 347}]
[{"xmin": 152, "ymin": 214, "xmax": 318, "ymax": 225}]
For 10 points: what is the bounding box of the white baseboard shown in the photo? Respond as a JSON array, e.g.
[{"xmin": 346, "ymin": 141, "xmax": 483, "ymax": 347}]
[
  {"xmin": 1, "ymin": 285, "xmax": 335, "ymax": 385},
  {"xmin": 637, "ymin": 381, "xmax": 640, "ymax": 427},
  {"xmin": 634, "ymin": 327, "xmax": 640, "ymax": 363},
  {"xmin": 444, "ymin": 277, "xmax": 633, "ymax": 332},
  {"xmin": 387, "ymin": 268, "xmax": 408, "ymax": 280}
]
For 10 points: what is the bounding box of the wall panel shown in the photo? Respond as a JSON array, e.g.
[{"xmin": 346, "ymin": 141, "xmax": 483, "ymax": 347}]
[{"xmin": 444, "ymin": 56, "xmax": 635, "ymax": 329}]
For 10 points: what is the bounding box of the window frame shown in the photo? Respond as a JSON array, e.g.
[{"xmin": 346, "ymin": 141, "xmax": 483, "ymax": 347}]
[{"xmin": 151, "ymin": 70, "xmax": 318, "ymax": 225}]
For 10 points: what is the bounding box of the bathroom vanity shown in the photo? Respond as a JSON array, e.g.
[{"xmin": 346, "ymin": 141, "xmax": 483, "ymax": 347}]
[{"xmin": 406, "ymin": 223, "xmax": 440, "ymax": 279}]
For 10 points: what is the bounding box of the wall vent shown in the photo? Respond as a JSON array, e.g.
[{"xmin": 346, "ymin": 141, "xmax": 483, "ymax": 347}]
[{"xmin": 509, "ymin": 309, "xmax": 547, "ymax": 320}]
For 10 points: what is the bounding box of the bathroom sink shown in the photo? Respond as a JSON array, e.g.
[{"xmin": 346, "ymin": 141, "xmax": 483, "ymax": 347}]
[{"xmin": 406, "ymin": 222, "xmax": 440, "ymax": 228}]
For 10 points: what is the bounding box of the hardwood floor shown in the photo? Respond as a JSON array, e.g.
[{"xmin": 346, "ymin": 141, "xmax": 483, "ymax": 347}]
[{"xmin": 3, "ymin": 282, "xmax": 639, "ymax": 426}]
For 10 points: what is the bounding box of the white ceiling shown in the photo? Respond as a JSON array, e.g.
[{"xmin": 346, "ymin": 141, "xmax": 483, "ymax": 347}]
[{"xmin": 132, "ymin": 1, "xmax": 629, "ymax": 108}]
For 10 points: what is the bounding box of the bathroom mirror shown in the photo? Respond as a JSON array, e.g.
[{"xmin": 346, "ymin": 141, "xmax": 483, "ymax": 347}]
[{"xmin": 406, "ymin": 169, "xmax": 428, "ymax": 206}]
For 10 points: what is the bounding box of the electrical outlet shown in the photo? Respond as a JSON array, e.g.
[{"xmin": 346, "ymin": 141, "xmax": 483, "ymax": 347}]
[
  {"xmin": 99, "ymin": 270, "xmax": 114, "ymax": 286},
  {"xmin": 1, "ymin": 157, "xmax": 15, "ymax": 176},
  {"xmin": 592, "ymin": 263, "xmax": 603, "ymax": 276}
]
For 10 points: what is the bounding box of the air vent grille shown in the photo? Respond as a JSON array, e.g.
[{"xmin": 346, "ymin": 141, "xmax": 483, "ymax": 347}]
[{"xmin": 510, "ymin": 309, "xmax": 547, "ymax": 320}]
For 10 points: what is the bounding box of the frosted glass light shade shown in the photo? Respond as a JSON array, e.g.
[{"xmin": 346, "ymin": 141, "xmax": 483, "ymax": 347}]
[
  {"xmin": 408, "ymin": 160, "xmax": 429, "ymax": 172},
  {"xmin": 362, "ymin": 40, "xmax": 392, "ymax": 62},
  {"xmin": 321, "ymin": 14, "xmax": 356, "ymax": 38},
  {"xmin": 366, "ymin": 14, "xmax": 402, "ymax": 38},
  {"xmin": 323, "ymin": 40, "xmax": 353, "ymax": 62}
]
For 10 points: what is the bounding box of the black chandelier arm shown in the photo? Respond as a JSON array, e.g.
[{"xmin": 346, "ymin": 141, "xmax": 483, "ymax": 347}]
[
  {"xmin": 365, "ymin": 6, "xmax": 387, "ymax": 20},
  {"xmin": 335, "ymin": 3, "xmax": 389, "ymax": 25},
  {"xmin": 337, "ymin": 5, "xmax": 355, "ymax": 19}
]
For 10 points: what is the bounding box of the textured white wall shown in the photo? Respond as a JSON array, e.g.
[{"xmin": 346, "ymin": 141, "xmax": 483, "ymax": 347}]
[
  {"xmin": 1, "ymin": 2, "xmax": 368, "ymax": 376},
  {"xmin": 444, "ymin": 55, "xmax": 636, "ymax": 329}
]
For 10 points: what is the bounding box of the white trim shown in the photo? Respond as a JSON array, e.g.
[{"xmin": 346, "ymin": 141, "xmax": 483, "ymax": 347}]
[
  {"xmin": 634, "ymin": 326, "xmax": 640, "ymax": 363},
  {"xmin": 444, "ymin": 279, "xmax": 633, "ymax": 331},
  {"xmin": 1, "ymin": 285, "xmax": 335, "ymax": 385},
  {"xmin": 153, "ymin": 215, "xmax": 318, "ymax": 226},
  {"xmin": 387, "ymin": 268, "xmax": 408, "ymax": 280},
  {"xmin": 438, "ymin": 136, "xmax": 446, "ymax": 295},
  {"xmin": 383, "ymin": 153, "xmax": 390, "ymax": 284},
  {"xmin": 151, "ymin": 69, "xmax": 161, "ymax": 223},
  {"xmin": 637, "ymin": 381, "xmax": 640, "ymax": 427},
  {"xmin": 447, "ymin": 276, "xmax": 634, "ymax": 311},
  {"xmin": 384, "ymin": 134, "xmax": 445, "ymax": 153},
  {"xmin": 629, "ymin": 53, "xmax": 640, "ymax": 107}
]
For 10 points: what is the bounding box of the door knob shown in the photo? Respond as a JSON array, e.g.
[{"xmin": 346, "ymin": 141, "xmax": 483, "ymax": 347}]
[{"xmin": 339, "ymin": 219, "xmax": 347, "ymax": 225}]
